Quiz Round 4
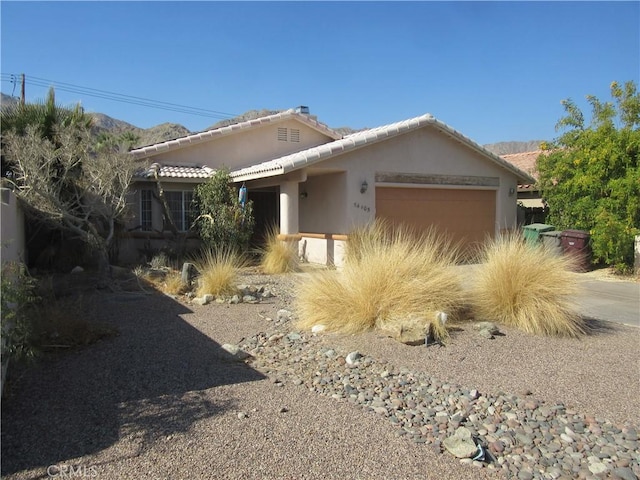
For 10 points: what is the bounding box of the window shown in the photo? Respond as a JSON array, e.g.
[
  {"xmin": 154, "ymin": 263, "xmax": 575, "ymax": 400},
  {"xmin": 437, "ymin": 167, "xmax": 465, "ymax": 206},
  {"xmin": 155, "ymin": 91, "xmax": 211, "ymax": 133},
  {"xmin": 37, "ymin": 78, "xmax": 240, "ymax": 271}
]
[
  {"xmin": 140, "ymin": 189, "xmax": 153, "ymax": 231},
  {"xmin": 165, "ymin": 191, "xmax": 195, "ymax": 231}
]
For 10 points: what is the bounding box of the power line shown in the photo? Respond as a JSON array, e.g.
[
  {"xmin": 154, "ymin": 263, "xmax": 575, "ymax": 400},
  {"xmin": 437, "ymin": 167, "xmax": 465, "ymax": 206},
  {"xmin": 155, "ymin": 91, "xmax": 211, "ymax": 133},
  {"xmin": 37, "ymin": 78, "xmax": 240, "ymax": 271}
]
[{"xmin": 0, "ymin": 73, "xmax": 239, "ymax": 120}]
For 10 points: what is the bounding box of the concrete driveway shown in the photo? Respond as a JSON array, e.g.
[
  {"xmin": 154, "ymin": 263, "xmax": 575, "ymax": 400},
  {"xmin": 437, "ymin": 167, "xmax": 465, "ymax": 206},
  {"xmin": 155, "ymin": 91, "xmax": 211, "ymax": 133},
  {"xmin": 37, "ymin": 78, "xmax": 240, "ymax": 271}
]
[{"xmin": 575, "ymin": 278, "xmax": 639, "ymax": 328}]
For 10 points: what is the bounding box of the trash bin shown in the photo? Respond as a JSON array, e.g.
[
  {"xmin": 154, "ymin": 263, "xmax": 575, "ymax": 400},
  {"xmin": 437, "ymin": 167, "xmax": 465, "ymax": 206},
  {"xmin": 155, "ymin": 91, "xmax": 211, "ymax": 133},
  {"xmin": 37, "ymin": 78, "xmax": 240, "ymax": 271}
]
[
  {"xmin": 523, "ymin": 223, "xmax": 555, "ymax": 247},
  {"xmin": 540, "ymin": 230, "xmax": 563, "ymax": 256},
  {"xmin": 560, "ymin": 229, "xmax": 592, "ymax": 271}
]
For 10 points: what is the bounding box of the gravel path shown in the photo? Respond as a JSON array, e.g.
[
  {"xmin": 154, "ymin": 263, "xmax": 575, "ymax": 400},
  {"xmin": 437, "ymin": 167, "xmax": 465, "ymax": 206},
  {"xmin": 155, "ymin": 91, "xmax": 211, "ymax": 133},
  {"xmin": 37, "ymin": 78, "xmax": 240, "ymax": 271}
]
[{"xmin": 1, "ymin": 270, "xmax": 638, "ymax": 480}]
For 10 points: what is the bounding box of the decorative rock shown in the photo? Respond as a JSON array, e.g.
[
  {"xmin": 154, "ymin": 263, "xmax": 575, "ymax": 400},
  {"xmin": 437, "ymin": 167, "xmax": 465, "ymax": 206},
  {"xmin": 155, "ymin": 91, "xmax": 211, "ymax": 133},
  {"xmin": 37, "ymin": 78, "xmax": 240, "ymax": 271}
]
[
  {"xmin": 221, "ymin": 344, "xmax": 250, "ymax": 361},
  {"xmin": 311, "ymin": 324, "xmax": 326, "ymax": 333},
  {"xmin": 277, "ymin": 309, "xmax": 294, "ymax": 323},
  {"xmin": 193, "ymin": 294, "xmax": 214, "ymax": 306},
  {"xmin": 473, "ymin": 321, "xmax": 500, "ymax": 334},
  {"xmin": 612, "ymin": 467, "xmax": 637, "ymax": 480},
  {"xmin": 345, "ymin": 351, "xmax": 362, "ymax": 366},
  {"xmin": 286, "ymin": 332, "xmax": 301, "ymax": 342},
  {"xmin": 229, "ymin": 295, "xmax": 241, "ymax": 304},
  {"xmin": 443, "ymin": 427, "xmax": 479, "ymax": 459},
  {"xmin": 243, "ymin": 295, "xmax": 259, "ymax": 303},
  {"xmin": 71, "ymin": 266, "xmax": 84, "ymax": 274},
  {"xmin": 181, "ymin": 262, "xmax": 195, "ymax": 285},
  {"xmin": 588, "ymin": 462, "xmax": 608, "ymax": 475},
  {"xmin": 237, "ymin": 411, "xmax": 247, "ymax": 419}
]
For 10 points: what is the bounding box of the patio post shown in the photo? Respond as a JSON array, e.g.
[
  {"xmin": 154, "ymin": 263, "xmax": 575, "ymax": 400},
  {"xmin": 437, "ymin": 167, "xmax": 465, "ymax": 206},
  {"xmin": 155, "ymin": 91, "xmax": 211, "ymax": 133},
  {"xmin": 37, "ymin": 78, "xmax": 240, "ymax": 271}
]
[{"xmin": 279, "ymin": 180, "xmax": 299, "ymax": 235}]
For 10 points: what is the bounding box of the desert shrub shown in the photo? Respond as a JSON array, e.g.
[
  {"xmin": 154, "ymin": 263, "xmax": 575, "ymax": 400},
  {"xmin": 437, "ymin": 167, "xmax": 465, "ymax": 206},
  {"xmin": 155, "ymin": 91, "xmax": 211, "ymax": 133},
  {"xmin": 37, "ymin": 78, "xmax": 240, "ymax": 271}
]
[
  {"xmin": 1, "ymin": 264, "xmax": 117, "ymax": 359},
  {"xmin": 194, "ymin": 169, "xmax": 255, "ymax": 252},
  {"xmin": 161, "ymin": 270, "xmax": 188, "ymax": 295},
  {"xmin": 150, "ymin": 252, "xmax": 169, "ymax": 269},
  {"xmin": 191, "ymin": 247, "xmax": 246, "ymax": 297},
  {"xmin": 295, "ymin": 220, "xmax": 463, "ymax": 343},
  {"xmin": 1, "ymin": 262, "xmax": 39, "ymax": 360},
  {"xmin": 470, "ymin": 233, "xmax": 585, "ymax": 337},
  {"xmin": 31, "ymin": 296, "xmax": 117, "ymax": 350},
  {"xmin": 259, "ymin": 225, "xmax": 299, "ymax": 274}
]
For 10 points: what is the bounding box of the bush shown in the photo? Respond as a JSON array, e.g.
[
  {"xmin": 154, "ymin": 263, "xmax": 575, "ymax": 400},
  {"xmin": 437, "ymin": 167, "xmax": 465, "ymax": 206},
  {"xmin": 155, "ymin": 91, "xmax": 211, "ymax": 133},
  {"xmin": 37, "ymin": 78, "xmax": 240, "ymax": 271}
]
[
  {"xmin": 295, "ymin": 220, "xmax": 463, "ymax": 343},
  {"xmin": 1, "ymin": 263, "xmax": 39, "ymax": 360},
  {"xmin": 194, "ymin": 169, "xmax": 255, "ymax": 252},
  {"xmin": 537, "ymin": 80, "xmax": 640, "ymax": 271},
  {"xmin": 192, "ymin": 247, "xmax": 246, "ymax": 297},
  {"xmin": 1, "ymin": 264, "xmax": 117, "ymax": 359},
  {"xmin": 259, "ymin": 225, "xmax": 299, "ymax": 274},
  {"xmin": 469, "ymin": 233, "xmax": 585, "ymax": 337}
]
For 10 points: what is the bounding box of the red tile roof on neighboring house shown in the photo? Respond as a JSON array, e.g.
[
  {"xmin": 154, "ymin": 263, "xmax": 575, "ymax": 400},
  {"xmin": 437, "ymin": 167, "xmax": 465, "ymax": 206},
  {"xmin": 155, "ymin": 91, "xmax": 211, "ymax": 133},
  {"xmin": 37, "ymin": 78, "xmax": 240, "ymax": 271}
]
[
  {"xmin": 136, "ymin": 163, "xmax": 215, "ymax": 180},
  {"xmin": 501, "ymin": 151, "xmax": 541, "ymax": 181}
]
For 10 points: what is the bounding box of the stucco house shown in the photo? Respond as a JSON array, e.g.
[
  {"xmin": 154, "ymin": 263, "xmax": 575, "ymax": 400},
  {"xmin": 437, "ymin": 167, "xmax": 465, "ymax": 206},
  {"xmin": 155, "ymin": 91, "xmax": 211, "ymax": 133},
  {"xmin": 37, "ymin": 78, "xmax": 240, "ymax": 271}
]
[{"xmin": 122, "ymin": 108, "xmax": 535, "ymax": 266}]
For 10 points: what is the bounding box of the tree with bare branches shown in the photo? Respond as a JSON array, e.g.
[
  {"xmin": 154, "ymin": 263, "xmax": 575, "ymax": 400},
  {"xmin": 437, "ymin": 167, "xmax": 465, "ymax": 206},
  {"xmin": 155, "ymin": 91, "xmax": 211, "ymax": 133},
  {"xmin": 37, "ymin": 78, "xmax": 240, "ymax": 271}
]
[{"xmin": 2, "ymin": 123, "xmax": 135, "ymax": 275}]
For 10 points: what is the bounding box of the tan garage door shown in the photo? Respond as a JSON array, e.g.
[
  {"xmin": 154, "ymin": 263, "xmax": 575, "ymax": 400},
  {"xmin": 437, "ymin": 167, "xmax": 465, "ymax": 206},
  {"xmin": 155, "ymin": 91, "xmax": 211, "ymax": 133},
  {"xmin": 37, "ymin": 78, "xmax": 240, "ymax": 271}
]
[{"xmin": 375, "ymin": 187, "xmax": 496, "ymax": 249}]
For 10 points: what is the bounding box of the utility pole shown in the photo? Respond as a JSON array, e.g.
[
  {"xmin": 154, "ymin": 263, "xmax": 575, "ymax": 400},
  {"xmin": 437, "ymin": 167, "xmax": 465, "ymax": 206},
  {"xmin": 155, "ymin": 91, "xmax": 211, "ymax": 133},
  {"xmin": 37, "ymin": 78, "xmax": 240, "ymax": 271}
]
[{"xmin": 20, "ymin": 73, "xmax": 25, "ymax": 105}]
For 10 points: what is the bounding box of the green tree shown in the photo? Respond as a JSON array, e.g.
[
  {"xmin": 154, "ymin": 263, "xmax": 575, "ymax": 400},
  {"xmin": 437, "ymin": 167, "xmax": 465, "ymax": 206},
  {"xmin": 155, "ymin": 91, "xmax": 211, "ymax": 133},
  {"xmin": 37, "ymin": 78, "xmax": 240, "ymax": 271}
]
[
  {"xmin": 194, "ymin": 169, "xmax": 255, "ymax": 251},
  {"xmin": 537, "ymin": 81, "xmax": 640, "ymax": 271},
  {"xmin": 1, "ymin": 87, "xmax": 92, "ymax": 177}
]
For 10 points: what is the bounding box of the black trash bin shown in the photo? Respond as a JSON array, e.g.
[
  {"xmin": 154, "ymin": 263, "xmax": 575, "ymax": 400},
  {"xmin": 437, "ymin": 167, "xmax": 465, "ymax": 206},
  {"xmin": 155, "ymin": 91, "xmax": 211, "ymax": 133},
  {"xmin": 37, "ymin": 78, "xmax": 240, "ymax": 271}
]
[{"xmin": 560, "ymin": 229, "xmax": 592, "ymax": 271}]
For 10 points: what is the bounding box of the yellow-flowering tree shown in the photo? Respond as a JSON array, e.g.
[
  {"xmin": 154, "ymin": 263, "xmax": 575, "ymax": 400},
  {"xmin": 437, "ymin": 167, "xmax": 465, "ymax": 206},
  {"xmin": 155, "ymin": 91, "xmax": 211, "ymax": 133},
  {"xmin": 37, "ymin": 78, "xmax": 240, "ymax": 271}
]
[{"xmin": 537, "ymin": 81, "xmax": 640, "ymax": 271}]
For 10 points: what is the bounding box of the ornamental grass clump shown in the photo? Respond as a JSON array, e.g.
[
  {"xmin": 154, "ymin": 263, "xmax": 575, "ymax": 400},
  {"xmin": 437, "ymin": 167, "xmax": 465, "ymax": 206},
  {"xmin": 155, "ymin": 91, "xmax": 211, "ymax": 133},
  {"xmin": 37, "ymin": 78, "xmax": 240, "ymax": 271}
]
[
  {"xmin": 296, "ymin": 220, "xmax": 463, "ymax": 343},
  {"xmin": 259, "ymin": 225, "xmax": 299, "ymax": 274},
  {"xmin": 192, "ymin": 247, "xmax": 246, "ymax": 297},
  {"xmin": 470, "ymin": 233, "xmax": 585, "ymax": 337}
]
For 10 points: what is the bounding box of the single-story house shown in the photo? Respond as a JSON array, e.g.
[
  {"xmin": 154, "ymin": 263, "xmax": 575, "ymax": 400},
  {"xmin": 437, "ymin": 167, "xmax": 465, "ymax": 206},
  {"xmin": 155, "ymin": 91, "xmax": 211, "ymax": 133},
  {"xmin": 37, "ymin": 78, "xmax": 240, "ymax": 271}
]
[
  {"xmin": 501, "ymin": 150, "xmax": 546, "ymax": 225},
  {"xmin": 122, "ymin": 108, "xmax": 535, "ymax": 266}
]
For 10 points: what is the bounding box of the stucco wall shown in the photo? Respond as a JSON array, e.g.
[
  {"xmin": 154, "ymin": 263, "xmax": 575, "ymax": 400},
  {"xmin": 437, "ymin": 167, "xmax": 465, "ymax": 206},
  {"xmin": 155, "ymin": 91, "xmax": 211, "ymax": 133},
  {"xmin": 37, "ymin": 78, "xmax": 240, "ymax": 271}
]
[
  {"xmin": 306, "ymin": 126, "xmax": 520, "ymax": 234},
  {"xmin": 144, "ymin": 120, "xmax": 332, "ymax": 170},
  {"xmin": 1, "ymin": 188, "xmax": 26, "ymax": 265},
  {"xmin": 299, "ymin": 172, "xmax": 348, "ymax": 234}
]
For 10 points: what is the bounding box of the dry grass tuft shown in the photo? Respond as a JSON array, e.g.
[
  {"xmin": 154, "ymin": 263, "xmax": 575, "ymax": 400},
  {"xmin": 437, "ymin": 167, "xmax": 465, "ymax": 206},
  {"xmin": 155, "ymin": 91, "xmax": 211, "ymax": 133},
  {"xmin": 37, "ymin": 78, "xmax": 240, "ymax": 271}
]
[
  {"xmin": 191, "ymin": 247, "xmax": 246, "ymax": 297},
  {"xmin": 296, "ymin": 220, "xmax": 463, "ymax": 343},
  {"xmin": 470, "ymin": 233, "xmax": 585, "ymax": 337},
  {"xmin": 259, "ymin": 225, "xmax": 299, "ymax": 274},
  {"xmin": 162, "ymin": 270, "xmax": 188, "ymax": 295}
]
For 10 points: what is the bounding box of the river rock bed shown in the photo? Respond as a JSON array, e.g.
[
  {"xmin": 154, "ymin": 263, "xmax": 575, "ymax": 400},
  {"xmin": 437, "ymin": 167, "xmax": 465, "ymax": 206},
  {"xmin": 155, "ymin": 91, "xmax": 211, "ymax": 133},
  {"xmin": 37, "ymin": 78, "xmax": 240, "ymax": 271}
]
[{"xmin": 236, "ymin": 309, "xmax": 640, "ymax": 480}]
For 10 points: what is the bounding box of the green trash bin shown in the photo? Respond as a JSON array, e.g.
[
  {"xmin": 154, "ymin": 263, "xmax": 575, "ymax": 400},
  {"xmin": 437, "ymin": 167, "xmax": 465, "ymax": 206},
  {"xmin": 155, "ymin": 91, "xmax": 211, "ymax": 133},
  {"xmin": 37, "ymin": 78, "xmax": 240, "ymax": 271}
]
[
  {"xmin": 540, "ymin": 230, "xmax": 563, "ymax": 256},
  {"xmin": 522, "ymin": 223, "xmax": 555, "ymax": 246}
]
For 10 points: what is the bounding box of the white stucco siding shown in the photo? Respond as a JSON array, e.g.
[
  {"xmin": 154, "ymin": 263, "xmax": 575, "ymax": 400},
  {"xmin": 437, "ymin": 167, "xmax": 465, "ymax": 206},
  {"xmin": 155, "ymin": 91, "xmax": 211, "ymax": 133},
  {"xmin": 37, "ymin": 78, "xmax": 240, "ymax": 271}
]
[
  {"xmin": 299, "ymin": 172, "xmax": 348, "ymax": 234},
  {"xmin": 140, "ymin": 120, "xmax": 332, "ymax": 170},
  {"xmin": 312, "ymin": 126, "xmax": 520, "ymax": 232}
]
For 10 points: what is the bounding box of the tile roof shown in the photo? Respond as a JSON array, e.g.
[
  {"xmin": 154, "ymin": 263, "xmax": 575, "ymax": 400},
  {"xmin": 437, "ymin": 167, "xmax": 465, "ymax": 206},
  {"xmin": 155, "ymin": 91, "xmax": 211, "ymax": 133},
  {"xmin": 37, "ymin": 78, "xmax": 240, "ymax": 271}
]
[
  {"xmin": 501, "ymin": 151, "xmax": 542, "ymax": 180},
  {"xmin": 230, "ymin": 114, "xmax": 537, "ymax": 184},
  {"xmin": 136, "ymin": 163, "xmax": 215, "ymax": 180},
  {"xmin": 129, "ymin": 109, "xmax": 341, "ymax": 159}
]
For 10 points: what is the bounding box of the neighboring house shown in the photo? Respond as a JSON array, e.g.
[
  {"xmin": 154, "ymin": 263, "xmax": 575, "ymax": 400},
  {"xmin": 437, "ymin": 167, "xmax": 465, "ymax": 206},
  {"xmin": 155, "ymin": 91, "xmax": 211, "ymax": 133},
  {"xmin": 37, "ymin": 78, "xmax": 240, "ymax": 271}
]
[
  {"xmin": 123, "ymin": 108, "xmax": 535, "ymax": 266},
  {"xmin": 501, "ymin": 150, "xmax": 546, "ymax": 225}
]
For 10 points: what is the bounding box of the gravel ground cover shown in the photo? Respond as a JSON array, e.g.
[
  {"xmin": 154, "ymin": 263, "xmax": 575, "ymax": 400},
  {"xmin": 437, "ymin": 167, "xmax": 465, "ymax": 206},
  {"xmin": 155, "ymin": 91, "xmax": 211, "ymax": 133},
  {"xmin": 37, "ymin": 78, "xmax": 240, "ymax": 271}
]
[{"xmin": 1, "ymin": 269, "xmax": 638, "ymax": 480}]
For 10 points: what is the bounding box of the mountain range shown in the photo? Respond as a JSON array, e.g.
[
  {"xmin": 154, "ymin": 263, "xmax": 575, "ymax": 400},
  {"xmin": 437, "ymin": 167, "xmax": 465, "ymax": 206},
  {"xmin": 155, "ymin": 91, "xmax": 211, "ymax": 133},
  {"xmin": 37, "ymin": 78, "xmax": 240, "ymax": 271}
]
[{"xmin": 1, "ymin": 93, "xmax": 541, "ymax": 155}]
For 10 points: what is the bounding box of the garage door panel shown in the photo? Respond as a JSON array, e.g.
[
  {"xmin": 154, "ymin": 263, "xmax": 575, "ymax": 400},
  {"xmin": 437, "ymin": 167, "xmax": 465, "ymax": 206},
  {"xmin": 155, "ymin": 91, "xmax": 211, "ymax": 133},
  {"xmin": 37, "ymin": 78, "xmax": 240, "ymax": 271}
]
[{"xmin": 375, "ymin": 187, "xmax": 496, "ymax": 248}]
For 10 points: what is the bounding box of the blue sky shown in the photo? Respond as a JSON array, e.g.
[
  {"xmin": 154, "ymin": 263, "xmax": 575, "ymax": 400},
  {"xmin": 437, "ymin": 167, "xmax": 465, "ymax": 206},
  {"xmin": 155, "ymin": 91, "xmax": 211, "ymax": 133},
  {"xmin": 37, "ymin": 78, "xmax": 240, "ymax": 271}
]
[{"xmin": 1, "ymin": 1, "xmax": 638, "ymax": 144}]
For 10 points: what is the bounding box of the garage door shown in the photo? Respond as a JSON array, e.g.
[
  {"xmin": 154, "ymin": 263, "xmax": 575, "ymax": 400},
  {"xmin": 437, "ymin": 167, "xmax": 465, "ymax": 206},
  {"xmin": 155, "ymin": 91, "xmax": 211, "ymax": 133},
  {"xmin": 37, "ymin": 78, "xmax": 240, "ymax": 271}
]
[{"xmin": 375, "ymin": 187, "xmax": 496, "ymax": 248}]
